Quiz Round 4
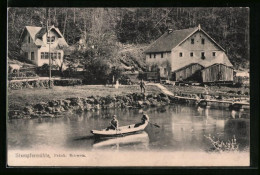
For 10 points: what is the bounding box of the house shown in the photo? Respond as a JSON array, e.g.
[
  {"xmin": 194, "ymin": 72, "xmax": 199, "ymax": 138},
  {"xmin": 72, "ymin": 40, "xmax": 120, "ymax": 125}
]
[
  {"xmin": 144, "ymin": 24, "xmax": 233, "ymax": 82},
  {"xmin": 19, "ymin": 25, "xmax": 68, "ymax": 67}
]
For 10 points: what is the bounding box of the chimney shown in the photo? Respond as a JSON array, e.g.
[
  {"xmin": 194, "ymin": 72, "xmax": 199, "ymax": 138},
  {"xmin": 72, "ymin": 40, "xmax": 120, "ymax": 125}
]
[
  {"xmin": 198, "ymin": 24, "xmax": 201, "ymax": 30},
  {"xmin": 168, "ymin": 29, "xmax": 173, "ymax": 34}
]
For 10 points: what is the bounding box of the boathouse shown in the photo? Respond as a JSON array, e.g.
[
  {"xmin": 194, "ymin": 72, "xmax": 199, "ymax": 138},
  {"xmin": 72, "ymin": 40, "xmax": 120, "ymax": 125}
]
[{"xmin": 144, "ymin": 24, "xmax": 233, "ymax": 82}]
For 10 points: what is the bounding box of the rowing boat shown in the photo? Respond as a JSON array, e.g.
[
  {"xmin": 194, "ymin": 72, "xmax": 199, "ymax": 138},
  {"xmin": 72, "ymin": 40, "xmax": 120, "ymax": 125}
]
[
  {"xmin": 90, "ymin": 121, "xmax": 148, "ymax": 137},
  {"xmin": 92, "ymin": 131, "xmax": 149, "ymax": 148}
]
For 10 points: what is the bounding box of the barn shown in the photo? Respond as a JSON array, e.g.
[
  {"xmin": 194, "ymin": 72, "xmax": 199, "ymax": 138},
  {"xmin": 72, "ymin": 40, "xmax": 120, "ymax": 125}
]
[
  {"xmin": 201, "ymin": 63, "xmax": 234, "ymax": 83},
  {"xmin": 172, "ymin": 63, "xmax": 204, "ymax": 82}
]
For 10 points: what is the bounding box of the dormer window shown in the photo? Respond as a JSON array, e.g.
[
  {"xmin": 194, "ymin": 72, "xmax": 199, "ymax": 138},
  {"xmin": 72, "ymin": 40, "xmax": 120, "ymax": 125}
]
[
  {"xmin": 201, "ymin": 38, "xmax": 205, "ymax": 44},
  {"xmin": 191, "ymin": 39, "xmax": 194, "ymax": 44},
  {"xmin": 51, "ymin": 36, "xmax": 55, "ymax": 42},
  {"xmin": 47, "ymin": 36, "xmax": 55, "ymax": 43}
]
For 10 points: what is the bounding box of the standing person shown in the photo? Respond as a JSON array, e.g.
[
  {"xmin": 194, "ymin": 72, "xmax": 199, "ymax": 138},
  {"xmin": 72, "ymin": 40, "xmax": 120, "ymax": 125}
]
[
  {"xmin": 106, "ymin": 115, "xmax": 119, "ymax": 130},
  {"xmin": 140, "ymin": 79, "xmax": 146, "ymax": 93}
]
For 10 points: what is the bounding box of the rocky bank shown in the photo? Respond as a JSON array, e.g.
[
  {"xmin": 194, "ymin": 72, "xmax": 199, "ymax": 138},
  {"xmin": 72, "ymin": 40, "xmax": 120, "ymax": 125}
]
[{"xmin": 8, "ymin": 92, "xmax": 173, "ymax": 119}]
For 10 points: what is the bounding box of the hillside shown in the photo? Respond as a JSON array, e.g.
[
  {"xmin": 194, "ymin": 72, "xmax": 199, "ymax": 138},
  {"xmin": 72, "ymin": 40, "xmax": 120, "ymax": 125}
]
[{"xmin": 8, "ymin": 8, "xmax": 249, "ymax": 69}]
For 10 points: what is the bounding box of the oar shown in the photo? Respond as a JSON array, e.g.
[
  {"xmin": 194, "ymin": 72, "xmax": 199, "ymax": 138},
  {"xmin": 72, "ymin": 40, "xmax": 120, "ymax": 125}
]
[
  {"xmin": 148, "ymin": 121, "xmax": 160, "ymax": 128},
  {"xmin": 110, "ymin": 122, "xmax": 124, "ymax": 137}
]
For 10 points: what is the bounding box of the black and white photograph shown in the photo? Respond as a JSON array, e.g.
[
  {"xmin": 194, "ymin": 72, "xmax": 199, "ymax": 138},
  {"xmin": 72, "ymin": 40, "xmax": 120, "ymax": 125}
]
[{"xmin": 7, "ymin": 7, "xmax": 251, "ymax": 166}]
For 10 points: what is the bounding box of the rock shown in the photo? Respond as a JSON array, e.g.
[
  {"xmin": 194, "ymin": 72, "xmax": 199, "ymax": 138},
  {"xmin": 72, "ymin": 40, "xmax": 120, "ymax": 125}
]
[
  {"xmin": 84, "ymin": 104, "xmax": 92, "ymax": 111},
  {"xmin": 143, "ymin": 100, "xmax": 151, "ymax": 106},
  {"xmin": 45, "ymin": 107, "xmax": 53, "ymax": 113},
  {"xmin": 161, "ymin": 97, "xmax": 170, "ymax": 103},
  {"xmin": 69, "ymin": 97, "xmax": 83, "ymax": 106},
  {"xmin": 159, "ymin": 93, "xmax": 167, "ymax": 98},
  {"xmin": 86, "ymin": 98, "xmax": 95, "ymax": 104},
  {"xmin": 34, "ymin": 102, "xmax": 47, "ymax": 111},
  {"xmin": 23, "ymin": 106, "xmax": 34, "ymax": 115},
  {"xmin": 48, "ymin": 100, "xmax": 59, "ymax": 107},
  {"xmin": 62, "ymin": 100, "xmax": 71, "ymax": 106}
]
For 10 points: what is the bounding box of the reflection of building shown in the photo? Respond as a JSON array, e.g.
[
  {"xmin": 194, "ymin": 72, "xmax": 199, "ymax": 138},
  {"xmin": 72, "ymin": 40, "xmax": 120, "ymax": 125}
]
[
  {"xmin": 144, "ymin": 25, "xmax": 233, "ymax": 83},
  {"xmin": 20, "ymin": 25, "xmax": 68, "ymax": 67}
]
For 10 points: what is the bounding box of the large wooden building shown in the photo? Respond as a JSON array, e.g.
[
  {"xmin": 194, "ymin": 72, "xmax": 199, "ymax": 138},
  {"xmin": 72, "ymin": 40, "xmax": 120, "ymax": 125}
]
[{"xmin": 144, "ymin": 24, "xmax": 233, "ymax": 83}]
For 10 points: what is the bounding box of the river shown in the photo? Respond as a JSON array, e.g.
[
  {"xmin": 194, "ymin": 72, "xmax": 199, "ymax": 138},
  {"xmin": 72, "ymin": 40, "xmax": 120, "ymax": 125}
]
[{"xmin": 7, "ymin": 104, "xmax": 249, "ymax": 152}]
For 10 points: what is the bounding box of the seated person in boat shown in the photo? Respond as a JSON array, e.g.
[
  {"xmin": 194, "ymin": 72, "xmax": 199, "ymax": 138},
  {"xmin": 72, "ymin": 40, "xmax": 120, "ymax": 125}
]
[
  {"xmin": 106, "ymin": 115, "xmax": 119, "ymax": 130},
  {"xmin": 134, "ymin": 113, "xmax": 149, "ymax": 127}
]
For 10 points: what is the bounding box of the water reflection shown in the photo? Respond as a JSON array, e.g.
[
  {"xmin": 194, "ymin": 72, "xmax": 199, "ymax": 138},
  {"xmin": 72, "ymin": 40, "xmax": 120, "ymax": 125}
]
[
  {"xmin": 92, "ymin": 131, "xmax": 149, "ymax": 150},
  {"xmin": 7, "ymin": 104, "xmax": 250, "ymax": 152}
]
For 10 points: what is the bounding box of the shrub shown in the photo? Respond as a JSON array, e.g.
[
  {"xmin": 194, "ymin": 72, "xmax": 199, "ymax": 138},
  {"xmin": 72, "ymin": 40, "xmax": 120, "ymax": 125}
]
[
  {"xmin": 205, "ymin": 134, "xmax": 239, "ymax": 152},
  {"xmin": 54, "ymin": 79, "xmax": 82, "ymax": 86}
]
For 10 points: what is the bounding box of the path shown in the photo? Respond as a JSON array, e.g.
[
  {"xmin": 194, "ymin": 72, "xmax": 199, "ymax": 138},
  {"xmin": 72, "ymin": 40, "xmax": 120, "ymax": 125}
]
[{"xmin": 147, "ymin": 83, "xmax": 174, "ymax": 96}]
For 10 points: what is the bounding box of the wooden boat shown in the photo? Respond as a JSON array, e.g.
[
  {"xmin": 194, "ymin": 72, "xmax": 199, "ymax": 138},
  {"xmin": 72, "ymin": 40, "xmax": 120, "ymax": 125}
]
[
  {"xmin": 90, "ymin": 121, "xmax": 148, "ymax": 137},
  {"xmin": 92, "ymin": 131, "xmax": 149, "ymax": 148}
]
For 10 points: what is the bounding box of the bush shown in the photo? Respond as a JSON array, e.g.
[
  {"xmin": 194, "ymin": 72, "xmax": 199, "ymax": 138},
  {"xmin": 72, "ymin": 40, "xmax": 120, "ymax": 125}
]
[{"xmin": 54, "ymin": 79, "xmax": 82, "ymax": 86}]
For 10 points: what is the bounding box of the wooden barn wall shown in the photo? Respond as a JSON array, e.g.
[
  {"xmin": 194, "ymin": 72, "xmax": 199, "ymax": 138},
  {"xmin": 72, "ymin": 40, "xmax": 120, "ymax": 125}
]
[
  {"xmin": 201, "ymin": 64, "xmax": 233, "ymax": 82},
  {"xmin": 175, "ymin": 64, "xmax": 203, "ymax": 81}
]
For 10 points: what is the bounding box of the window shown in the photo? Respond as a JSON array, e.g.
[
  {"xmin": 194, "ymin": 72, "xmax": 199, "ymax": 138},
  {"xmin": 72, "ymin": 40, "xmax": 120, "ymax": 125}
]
[
  {"xmin": 25, "ymin": 52, "xmax": 28, "ymax": 59},
  {"xmin": 154, "ymin": 53, "xmax": 156, "ymax": 58},
  {"xmin": 149, "ymin": 53, "xmax": 152, "ymax": 58},
  {"xmin": 191, "ymin": 38, "xmax": 194, "ymax": 44},
  {"xmin": 58, "ymin": 53, "xmax": 61, "ymax": 59},
  {"xmin": 54, "ymin": 53, "xmax": 57, "ymax": 59},
  {"xmin": 41, "ymin": 52, "xmax": 44, "ymax": 59},
  {"xmin": 31, "ymin": 52, "xmax": 34, "ymax": 60},
  {"xmin": 212, "ymin": 52, "xmax": 216, "ymax": 57},
  {"xmin": 179, "ymin": 52, "xmax": 182, "ymax": 57},
  {"xmin": 190, "ymin": 52, "xmax": 193, "ymax": 57},
  {"xmin": 47, "ymin": 37, "xmax": 51, "ymax": 43},
  {"xmin": 164, "ymin": 68, "xmax": 167, "ymax": 74},
  {"xmin": 28, "ymin": 36, "xmax": 30, "ymax": 43},
  {"xmin": 45, "ymin": 52, "xmax": 49, "ymax": 59},
  {"xmin": 201, "ymin": 52, "xmax": 205, "ymax": 59},
  {"xmin": 51, "ymin": 36, "xmax": 55, "ymax": 42},
  {"xmin": 201, "ymin": 38, "xmax": 205, "ymax": 44},
  {"xmin": 51, "ymin": 53, "xmax": 54, "ymax": 59},
  {"xmin": 161, "ymin": 53, "xmax": 163, "ymax": 58}
]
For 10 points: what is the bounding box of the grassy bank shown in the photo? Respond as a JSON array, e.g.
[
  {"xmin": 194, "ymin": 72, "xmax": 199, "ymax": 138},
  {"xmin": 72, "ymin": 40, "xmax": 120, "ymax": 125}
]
[
  {"xmin": 8, "ymin": 85, "xmax": 161, "ymax": 111},
  {"xmin": 165, "ymin": 85, "xmax": 250, "ymax": 98}
]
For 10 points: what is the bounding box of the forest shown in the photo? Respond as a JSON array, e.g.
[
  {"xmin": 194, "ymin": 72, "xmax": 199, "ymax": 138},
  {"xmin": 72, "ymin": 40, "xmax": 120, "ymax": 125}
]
[{"xmin": 8, "ymin": 7, "xmax": 249, "ymax": 71}]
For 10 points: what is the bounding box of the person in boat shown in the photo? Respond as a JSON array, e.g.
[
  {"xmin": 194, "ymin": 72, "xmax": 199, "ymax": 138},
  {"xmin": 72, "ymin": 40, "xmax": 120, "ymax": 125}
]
[
  {"xmin": 106, "ymin": 115, "xmax": 119, "ymax": 130},
  {"xmin": 134, "ymin": 113, "xmax": 149, "ymax": 127}
]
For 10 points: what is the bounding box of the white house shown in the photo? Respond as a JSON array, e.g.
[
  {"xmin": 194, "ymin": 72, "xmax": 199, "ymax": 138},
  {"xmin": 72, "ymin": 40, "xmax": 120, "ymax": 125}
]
[
  {"xmin": 144, "ymin": 24, "xmax": 233, "ymax": 82},
  {"xmin": 20, "ymin": 25, "xmax": 68, "ymax": 67}
]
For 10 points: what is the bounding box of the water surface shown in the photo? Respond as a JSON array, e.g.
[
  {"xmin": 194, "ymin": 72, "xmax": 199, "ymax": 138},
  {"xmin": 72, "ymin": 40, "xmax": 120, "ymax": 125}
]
[{"xmin": 8, "ymin": 104, "xmax": 250, "ymax": 152}]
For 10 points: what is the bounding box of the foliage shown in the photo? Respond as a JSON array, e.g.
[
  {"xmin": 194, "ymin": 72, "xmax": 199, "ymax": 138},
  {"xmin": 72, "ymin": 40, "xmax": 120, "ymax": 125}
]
[
  {"xmin": 8, "ymin": 7, "xmax": 249, "ymax": 70},
  {"xmin": 83, "ymin": 58, "xmax": 110, "ymax": 84},
  {"xmin": 205, "ymin": 134, "xmax": 239, "ymax": 152}
]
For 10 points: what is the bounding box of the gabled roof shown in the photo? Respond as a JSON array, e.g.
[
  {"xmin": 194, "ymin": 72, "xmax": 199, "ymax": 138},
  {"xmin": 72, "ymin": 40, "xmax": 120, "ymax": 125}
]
[
  {"xmin": 144, "ymin": 25, "xmax": 225, "ymax": 53},
  {"xmin": 20, "ymin": 25, "xmax": 68, "ymax": 47}
]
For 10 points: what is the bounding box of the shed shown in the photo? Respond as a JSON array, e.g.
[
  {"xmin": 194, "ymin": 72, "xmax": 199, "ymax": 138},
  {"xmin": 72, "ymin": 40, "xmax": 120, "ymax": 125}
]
[
  {"xmin": 172, "ymin": 63, "xmax": 204, "ymax": 82},
  {"xmin": 201, "ymin": 63, "xmax": 234, "ymax": 83}
]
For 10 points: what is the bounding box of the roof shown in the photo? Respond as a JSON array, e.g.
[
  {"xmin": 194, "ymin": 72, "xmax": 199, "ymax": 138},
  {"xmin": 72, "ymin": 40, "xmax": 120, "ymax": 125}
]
[
  {"xmin": 144, "ymin": 25, "xmax": 225, "ymax": 53},
  {"xmin": 145, "ymin": 27, "xmax": 198, "ymax": 53},
  {"xmin": 20, "ymin": 26, "xmax": 68, "ymax": 47}
]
